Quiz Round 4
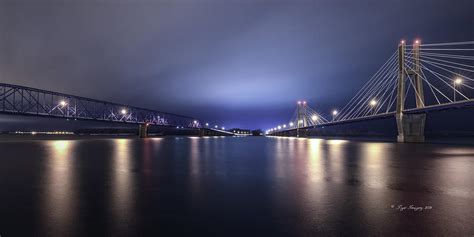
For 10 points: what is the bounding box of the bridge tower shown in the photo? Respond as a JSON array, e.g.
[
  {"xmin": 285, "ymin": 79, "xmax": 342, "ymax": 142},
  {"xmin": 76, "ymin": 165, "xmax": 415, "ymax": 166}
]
[
  {"xmin": 296, "ymin": 101, "xmax": 308, "ymax": 137},
  {"xmin": 396, "ymin": 40, "xmax": 426, "ymax": 143}
]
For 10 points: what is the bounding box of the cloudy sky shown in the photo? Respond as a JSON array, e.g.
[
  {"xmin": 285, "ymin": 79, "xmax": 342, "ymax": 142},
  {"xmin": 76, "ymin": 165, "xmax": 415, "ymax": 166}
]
[{"xmin": 1, "ymin": 0, "xmax": 473, "ymax": 129}]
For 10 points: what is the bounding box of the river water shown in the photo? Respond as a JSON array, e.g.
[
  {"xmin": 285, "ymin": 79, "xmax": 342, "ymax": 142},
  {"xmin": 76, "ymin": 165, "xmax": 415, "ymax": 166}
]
[{"xmin": 0, "ymin": 136, "xmax": 473, "ymax": 236}]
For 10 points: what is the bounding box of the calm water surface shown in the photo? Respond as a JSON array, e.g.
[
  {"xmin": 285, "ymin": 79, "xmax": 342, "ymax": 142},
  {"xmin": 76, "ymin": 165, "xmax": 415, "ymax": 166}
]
[{"xmin": 0, "ymin": 136, "xmax": 473, "ymax": 236}]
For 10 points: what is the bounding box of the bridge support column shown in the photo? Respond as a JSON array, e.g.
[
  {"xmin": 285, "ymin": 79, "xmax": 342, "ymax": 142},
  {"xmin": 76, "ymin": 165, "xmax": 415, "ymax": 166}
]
[
  {"xmin": 397, "ymin": 114, "xmax": 426, "ymax": 143},
  {"xmin": 396, "ymin": 41, "xmax": 426, "ymax": 143},
  {"xmin": 139, "ymin": 124, "xmax": 148, "ymax": 138}
]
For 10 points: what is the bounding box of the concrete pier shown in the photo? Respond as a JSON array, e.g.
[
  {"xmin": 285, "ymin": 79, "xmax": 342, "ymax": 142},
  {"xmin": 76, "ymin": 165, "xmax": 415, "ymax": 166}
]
[
  {"xmin": 396, "ymin": 113, "xmax": 426, "ymax": 143},
  {"xmin": 139, "ymin": 124, "xmax": 148, "ymax": 138}
]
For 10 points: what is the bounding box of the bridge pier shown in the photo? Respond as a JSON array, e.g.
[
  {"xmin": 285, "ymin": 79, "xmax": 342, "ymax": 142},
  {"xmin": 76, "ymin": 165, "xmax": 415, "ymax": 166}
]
[
  {"xmin": 139, "ymin": 124, "xmax": 148, "ymax": 138},
  {"xmin": 396, "ymin": 113, "xmax": 426, "ymax": 143}
]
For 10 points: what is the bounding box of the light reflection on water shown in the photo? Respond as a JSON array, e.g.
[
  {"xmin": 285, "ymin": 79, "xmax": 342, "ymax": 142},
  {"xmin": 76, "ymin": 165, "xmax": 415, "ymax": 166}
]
[
  {"xmin": 41, "ymin": 140, "xmax": 77, "ymax": 235},
  {"xmin": 110, "ymin": 139, "xmax": 135, "ymax": 232},
  {"xmin": 1, "ymin": 136, "xmax": 472, "ymax": 236}
]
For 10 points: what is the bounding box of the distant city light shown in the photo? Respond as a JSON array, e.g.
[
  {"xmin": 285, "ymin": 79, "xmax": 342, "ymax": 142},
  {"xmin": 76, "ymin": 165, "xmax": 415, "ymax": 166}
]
[{"xmin": 311, "ymin": 115, "xmax": 318, "ymax": 121}]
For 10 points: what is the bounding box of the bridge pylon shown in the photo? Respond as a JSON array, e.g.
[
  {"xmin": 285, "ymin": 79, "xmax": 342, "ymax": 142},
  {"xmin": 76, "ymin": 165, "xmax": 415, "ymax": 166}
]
[
  {"xmin": 396, "ymin": 40, "xmax": 426, "ymax": 143},
  {"xmin": 296, "ymin": 101, "xmax": 308, "ymax": 137}
]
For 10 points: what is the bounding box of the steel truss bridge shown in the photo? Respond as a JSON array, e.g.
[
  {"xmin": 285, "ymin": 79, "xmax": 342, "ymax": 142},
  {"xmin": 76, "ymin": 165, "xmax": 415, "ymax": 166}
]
[
  {"xmin": 0, "ymin": 83, "xmax": 202, "ymax": 129},
  {"xmin": 267, "ymin": 40, "xmax": 474, "ymax": 142}
]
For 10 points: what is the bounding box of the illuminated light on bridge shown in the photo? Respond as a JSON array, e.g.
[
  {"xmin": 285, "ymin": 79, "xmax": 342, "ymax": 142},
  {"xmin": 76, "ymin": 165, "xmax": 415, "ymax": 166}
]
[
  {"xmin": 283, "ymin": 124, "xmax": 286, "ymax": 128},
  {"xmin": 454, "ymin": 77, "xmax": 463, "ymax": 85},
  {"xmin": 311, "ymin": 115, "xmax": 318, "ymax": 121},
  {"xmin": 414, "ymin": 39, "xmax": 421, "ymax": 44},
  {"xmin": 370, "ymin": 100, "xmax": 377, "ymax": 107},
  {"xmin": 400, "ymin": 39, "xmax": 406, "ymax": 44},
  {"xmin": 222, "ymin": 127, "xmax": 225, "ymax": 130},
  {"xmin": 298, "ymin": 120, "xmax": 303, "ymax": 124},
  {"xmin": 289, "ymin": 122, "xmax": 294, "ymax": 127},
  {"xmin": 214, "ymin": 125, "xmax": 218, "ymax": 129},
  {"xmin": 332, "ymin": 110, "xmax": 338, "ymax": 121},
  {"xmin": 121, "ymin": 109, "xmax": 127, "ymax": 115},
  {"xmin": 60, "ymin": 100, "xmax": 67, "ymax": 107},
  {"xmin": 277, "ymin": 126, "xmax": 282, "ymax": 130},
  {"xmin": 193, "ymin": 120, "xmax": 198, "ymax": 124},
  {"xmin": 297, "ymin": 101, "xmax": 301, "ymax": 105},
  {"xmin": 205, "ymin": 123, "xmax": 209, "ymax": 126}
]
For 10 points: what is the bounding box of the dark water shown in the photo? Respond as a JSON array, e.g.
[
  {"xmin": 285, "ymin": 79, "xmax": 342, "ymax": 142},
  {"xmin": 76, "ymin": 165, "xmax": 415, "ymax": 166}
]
[{"xmin": 0, "ymin": 136, "xmax": 473, "ymax": 236}]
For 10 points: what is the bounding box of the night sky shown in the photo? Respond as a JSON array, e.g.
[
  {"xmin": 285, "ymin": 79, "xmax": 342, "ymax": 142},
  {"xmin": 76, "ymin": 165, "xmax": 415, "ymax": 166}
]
[{"xmin": 1, "ymin": 0, "xmax": 473, "ymax": 129}]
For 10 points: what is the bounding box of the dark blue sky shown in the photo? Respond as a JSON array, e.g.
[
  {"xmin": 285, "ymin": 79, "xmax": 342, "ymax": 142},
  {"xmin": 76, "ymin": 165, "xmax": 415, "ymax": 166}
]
[{"xmin": 1, "ymin": 0, "xmax": 473, "ymax": 129}]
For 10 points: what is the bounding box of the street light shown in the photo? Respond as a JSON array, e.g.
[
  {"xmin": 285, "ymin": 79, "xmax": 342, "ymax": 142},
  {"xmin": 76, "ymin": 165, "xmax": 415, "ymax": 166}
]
[
  {"xmin": 370, "ymin": 99, "xmax": 377, "ymax": 106},
  {"xmin": 454, "ymin": 77, "xmax": 463, "ymax": 101},
  {"xmin": 369, "ymin": 100, "xmax": 377, "ymax": 115}
]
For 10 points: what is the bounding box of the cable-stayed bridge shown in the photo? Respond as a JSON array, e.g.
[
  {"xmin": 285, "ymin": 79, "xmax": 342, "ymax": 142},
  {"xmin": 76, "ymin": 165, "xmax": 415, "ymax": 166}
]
[{"xmin": 267, "ymin": 40, "xmax": 474, "ymax": 142}]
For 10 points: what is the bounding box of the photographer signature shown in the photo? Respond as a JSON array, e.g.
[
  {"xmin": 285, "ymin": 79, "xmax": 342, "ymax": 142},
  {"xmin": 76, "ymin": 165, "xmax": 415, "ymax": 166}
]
[{"xmin": 391, "ymin": 204, "xmax": 433, "ymax": 212}]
